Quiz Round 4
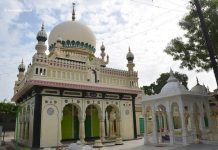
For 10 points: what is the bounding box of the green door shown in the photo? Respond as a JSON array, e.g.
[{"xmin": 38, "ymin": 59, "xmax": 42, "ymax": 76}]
[
  {"xmin": 62, "ymin": 104, "xmax": 79, "ymax": 140},
  {"xmin": 85, "ymin": 115, "xmax": 92, "ymax": 138},
  {"xmin": 139, "ymin": 118, "xmax": 144, "ymax": 134},
  {"xmin": 62, "ymin": 105, "xmax": 73, "ymax": 139},
  {"xmin": 85, "ymin": 106, "xmax": 100, "ymax": 139}
]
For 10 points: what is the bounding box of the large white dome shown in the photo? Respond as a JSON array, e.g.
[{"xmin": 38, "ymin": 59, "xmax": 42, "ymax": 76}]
[{"xmin": 48, "ymin": 21, "xmax": 96, "ymax": 52}]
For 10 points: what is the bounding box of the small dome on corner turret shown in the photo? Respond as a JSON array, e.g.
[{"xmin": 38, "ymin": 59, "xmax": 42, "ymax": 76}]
[
  {"xmin": 36, "ymin": 23, "xmax": 47, "ymax": 42},
  {"xmin": 18, "ymin": 59, "xmax": 25, "ymax": 72},
  {"xmin": 126, "ymin": 47, "xmax": 134, "ymax": 61},
  {"xmin": 100, "ymin": 42, "xmax": 105, "ymax": 51}
]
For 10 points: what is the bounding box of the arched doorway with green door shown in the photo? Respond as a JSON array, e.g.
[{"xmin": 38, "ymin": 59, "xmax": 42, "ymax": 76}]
[
  {"xmin": 61, "ymin": 104, "xmax": 80, "ymax": 141},
  {"xmin": 85, "ymin": 104, "xmax": 100, "ymax": 140}
]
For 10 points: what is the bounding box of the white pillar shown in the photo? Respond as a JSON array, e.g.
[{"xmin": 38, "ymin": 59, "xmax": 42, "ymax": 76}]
[
  {"xmin": 100, "ymin": 118, "xmax": 105, "ymax": 142},
  {"xmin": 117, "ymin": 116, "xmax": 122, "ymax": 138},
  {"xmin": 144, "ymin": 114, "xmax": 148, "ymax": 145},
  {"xmin": 180, "ymin": 106, "xmax": 187, "ymax": 145},
  {"xmin": 79, "ymin": 119, "xmax": 85, "ymax": 143},
  {"xmin": 167, "ymin": 110, "xmax": 174, "ymax": 145},
  {"xmin": 152, "ymin": 109, "xmax": 158, "ymax": 144},
  {"xmin": 199, "ymin": 103, "xmax": 205, "ymax": 133},
  {"xmin": 190, "ymin": 108, "xmax": 197, "ymax": 141},
  {"xmin": 163, "ymin": 112, "xmax": 167, "ymax": 134},
  {"xmin": 158, "ymin": 112, "xmax": 162, "ymax": 143}
]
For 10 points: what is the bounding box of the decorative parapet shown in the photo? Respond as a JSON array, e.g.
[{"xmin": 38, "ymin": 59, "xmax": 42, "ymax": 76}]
[
  {"xmin": 49, "ymin": 40, "xmax": 96, "ymax": 53},
  {"xmin": 32, "ymin": 55, "xmax": 87, "ymax": 70},
  {"xmin": 100, "ymin": 67, "xmax": 138, "ymax": 77},
  {"xmin": 32, "ymin": 55, "xmax": 138, "ymax": 77}
]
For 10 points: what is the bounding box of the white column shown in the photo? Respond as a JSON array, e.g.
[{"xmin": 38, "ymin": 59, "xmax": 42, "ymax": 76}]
[
  {"xmin": 163, "ymin": 112, "xmax": 167, "ymax": 134},
  {"xmin": 100, "ymin": 118, "xmax": 105, "ymax": 141},
  {"xmin": 167, "ymin": 110, "xmax": 174, "ymax": 145},
  {"xmin": 199, "ymin": 103, "xmax": 205, "ymax": 133},
  {"xmin": 116, "ymin": 119, "xmax": 121, "ymax": 137},
  {"xmin": 180, "ymin": 105, "xmax": 187, "ymax": 145},
  {"xmin": 190, "ymin": 107, "xmax": 197, "ymax": 141},
  {"xmin": 152, "ymin": 107, "xmax": 158, "ymax": 144},
  {"xmin": 158, "ymin": 112, "xmax": 162, "ymax": 143},
  {"xmin": 144, "ymin": 114, "xmax": 148, "ymax": 145},
  {"xmin": 117, "ymin": 116, "xmax": 122, "ymax": 138},
  {"xmin": 79, "ymin": 119, "xmax": 85, "ymax": 143}
]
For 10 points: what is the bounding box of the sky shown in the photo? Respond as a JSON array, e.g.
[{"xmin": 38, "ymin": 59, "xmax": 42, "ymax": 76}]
[{"xmin": 0, "ymin": 0, "xmax": 217, "ymax": 101}]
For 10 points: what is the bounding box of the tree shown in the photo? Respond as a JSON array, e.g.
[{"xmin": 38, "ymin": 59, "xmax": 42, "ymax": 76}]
[
  {"xmin": 0, "ymin": 101, "xmax": 18, "ymax": 115},
  {"xmin": 142, "ymin": 72, "xmax": 188, "ymax": 95},
  {"xmin": 164, "ymin": 0, "xmax": 218, "ymax": 72}
]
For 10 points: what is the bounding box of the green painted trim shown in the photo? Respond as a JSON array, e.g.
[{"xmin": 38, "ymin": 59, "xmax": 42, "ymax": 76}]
[
  {"xmin": 49, "ymin": 40, "xmax": 96, "ymax": 53},
  {"xmin": 139, "ymin": 118, "xmax": 144, "ymax": 134}
]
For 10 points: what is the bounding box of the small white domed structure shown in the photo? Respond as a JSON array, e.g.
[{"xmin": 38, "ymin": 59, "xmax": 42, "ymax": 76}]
[
  {"xmin": 142, "ymin": 69, "xmax": 210, "ymax": 146},
  {"xmin": 48, "ymin": 21, "xmax": 96, "ymax": 53},
  {"xmin": 190, "ymin": 78, "xmax": 208, "ymax": 95}
]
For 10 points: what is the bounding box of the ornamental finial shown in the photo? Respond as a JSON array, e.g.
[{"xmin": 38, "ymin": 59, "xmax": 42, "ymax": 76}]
[
  {"xmin": 41, "ymin": 22, "xmax": 44, "ymax": 30},
  {"xmin": 170, "ymin": 68, "xmax": 173, "ymax": 76},
  {"xmin": 196, "ymin": 77, "xmax": 199, "ymax": 85},
  {"xmin": 72, "ymin": 2, "xmax": 76, "ymax": 21}
]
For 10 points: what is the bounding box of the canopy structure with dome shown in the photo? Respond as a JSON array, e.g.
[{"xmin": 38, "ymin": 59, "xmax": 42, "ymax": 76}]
[
  {"xmin": 12, "ymin": 4, "xmax": 141, "ymax": 148},
  {"xmin": 142, "ymin": 69, "xmax": 211, "ymax": 146}
]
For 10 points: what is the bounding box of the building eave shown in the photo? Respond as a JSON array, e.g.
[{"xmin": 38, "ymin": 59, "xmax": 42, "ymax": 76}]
[{"xmin": 12, "ymin": 79, "xmax": 141, "ymax": 102}]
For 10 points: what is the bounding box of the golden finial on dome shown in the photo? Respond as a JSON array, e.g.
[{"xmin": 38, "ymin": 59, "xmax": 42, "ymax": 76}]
[{"xmin": 72, "ymin": 2, "xmax": 76, "ymax": 21}]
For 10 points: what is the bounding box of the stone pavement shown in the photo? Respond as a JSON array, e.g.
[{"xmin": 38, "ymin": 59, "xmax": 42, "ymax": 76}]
[{"xmin": 94, "ymin": 138, "xmax": 218, "ymax": 150}]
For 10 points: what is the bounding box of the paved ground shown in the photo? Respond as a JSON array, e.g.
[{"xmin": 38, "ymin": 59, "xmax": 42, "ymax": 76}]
[
  {"xmin": 1, "ymin": 132, "xmax": 218, "ymax": 150},
  {"xmin": 95, "ymin": 138, "xmax": 218, "ymax": 150}
]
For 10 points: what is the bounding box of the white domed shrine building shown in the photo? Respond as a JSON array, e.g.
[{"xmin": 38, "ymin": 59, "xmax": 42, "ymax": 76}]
[
  {"xmin": 142, "ymin": 69, "xmax": 211, "ymax": 146},
  {"xmin": 12, "ymin": 7, "xmax": 141, "ymax": 148}
]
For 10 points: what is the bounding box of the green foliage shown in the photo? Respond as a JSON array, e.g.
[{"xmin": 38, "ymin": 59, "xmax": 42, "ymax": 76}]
[
  {"xmin": 0, "ymin": 100, "xmax": 18, "ymax": 115},
  {"xmin": 164, "ymin": 0, "xmax": 218, "ymax": 72},
  {"xmin": 142, "ymin": 72, "xmax": 188, "ymax": 95}
]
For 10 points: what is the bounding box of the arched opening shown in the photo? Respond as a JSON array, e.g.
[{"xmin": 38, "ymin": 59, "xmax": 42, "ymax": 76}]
[
  {"xmin": 85, "ymin": 105, "xmax": 100, "ymax": 140},
  {"xmin": 193, "ymin": 103, "xmax": 201, "ymax": 138},
  {"xmin": 61, "ymin": 104, "xmax": 80, "ymax": 140},
  {"xmin": 90, "ymin": 70, "xmax": 97, "ymax": 83},
  {"xmin": 157, "ymin": 105, "xmax": 169, "ymax": 143},
  {"xmin": 183, "ymin": 106, "xmax": 192, "ymax": 131},
  {"xmin": 105, "ymin": 105, "xmax": 120, "ymax": 139},
  {"xmin": 203, "ymin": 104, "xmax": 209, "ymax": 128},
  {"xmin": 26, "ymin": 106, "xmax": 30, "ymax": 140},
  {"xmin": 171, "ymin": 103, "xmax": 181, "ymax": 129},
  {"xmin": 22, "ymin": 108, "xmax": 26, "ymax": 140}
]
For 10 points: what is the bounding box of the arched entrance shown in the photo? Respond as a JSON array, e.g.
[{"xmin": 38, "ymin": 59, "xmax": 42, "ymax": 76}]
[
  {"xmin": 85, "ymin": 105, "xmax": 100, "ymax": 140},
  {"xmin": 203, "ymin": 104, "xmax": 209, "ymax": 128},
  {"xmin": 157, "ymin": 105, "xmax": 169, "ymax": 143},
  {"xmin": 105, "ymin": 105, "xmax": 120, "ymax": 139},
  {"xmin": 61, "ymin": 104, "xmax": 80, "ymax": 140},
  {"xmin": 171, "ymin": 103, "xmax": 181, "ymax": 130},
  {"xmin": 193, "ymin": 103, "xmax": 201, "ymax": 138}
]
